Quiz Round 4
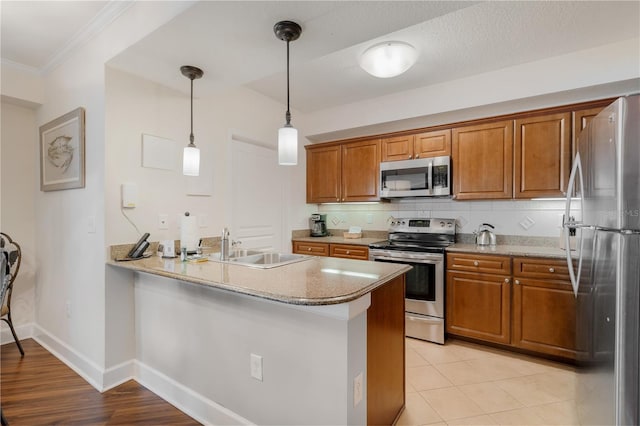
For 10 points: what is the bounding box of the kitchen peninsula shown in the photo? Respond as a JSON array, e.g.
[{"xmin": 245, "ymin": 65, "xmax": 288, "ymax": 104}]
[{"xmin": 107, "ymin": 253, "xmax": 410, "ymax": 425}]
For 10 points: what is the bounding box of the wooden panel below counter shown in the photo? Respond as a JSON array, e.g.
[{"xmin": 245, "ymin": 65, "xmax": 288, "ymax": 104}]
[{"xmin": 367, "ymin": 274, "xmax": 405, "ymax": 426}]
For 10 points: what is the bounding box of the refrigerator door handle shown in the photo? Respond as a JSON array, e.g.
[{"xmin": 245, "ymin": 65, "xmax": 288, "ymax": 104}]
[{"xmin": 565, "ymin": 152, "xmax": 586, "ymax": 297}]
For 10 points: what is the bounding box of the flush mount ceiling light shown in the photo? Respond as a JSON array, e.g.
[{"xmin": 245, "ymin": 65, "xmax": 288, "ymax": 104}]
[
  {"xmin": 181, "ymin": 65, "xmax": 203, "ymax": 176},
  {"xmin": 274, "ymin": 20, "xmax": 302, "ymax": 166},
  {"xmin": 359, "ymin": 41, "xmax": 418, "ymax": 78}
]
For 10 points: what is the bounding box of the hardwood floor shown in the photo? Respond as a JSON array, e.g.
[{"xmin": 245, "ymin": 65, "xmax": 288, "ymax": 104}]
[{"xmin": 1, "ymin": 339, "xmax": 200, "ymax": 425}]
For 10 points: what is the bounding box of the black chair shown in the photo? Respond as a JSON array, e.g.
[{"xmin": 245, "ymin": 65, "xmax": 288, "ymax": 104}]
[{"xmin": 1, "ymin": 232, "xmax": 24, "ymax": 356}]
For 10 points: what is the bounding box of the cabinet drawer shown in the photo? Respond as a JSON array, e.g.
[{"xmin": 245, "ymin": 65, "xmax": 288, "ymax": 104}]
[
  {"xmin": 446, "ymin": 253, "xmax": 511, "ymax": 275},
  {"xmin": 292, "ymin": 241, "xmax": 329, "ymax": 257},
  {"xmin": 513, "ymin": 257, "xmax": 570, "ymax": 280},
  {"xmin": 330, "ymin": 244, "xmax": 369, "ymax": 260}
]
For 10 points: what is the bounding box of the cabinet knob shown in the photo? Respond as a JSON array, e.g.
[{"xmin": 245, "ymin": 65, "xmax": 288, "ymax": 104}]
[
  {"xmin": 346, "ymin": 250, "xmax": 350, "ymax": 254},
  {"xmin": 415, "ymin": 154, "xmax": 420, "ymax": 158},
  {"xmin": 505, "ymin": 278, "xmax": 510, "ymax": 284},
  {"xmin": 308, "ymin": 248, "xmax": 312, "ymax": 251},
  {"xmin": 549, "ymin": 267, "xmax": 555, "ymax": 273},
  {"xmin": 515, "ymin": 279, "xmax": 520, "ymax": 285},
  {"xmin": 408, "ymin": 155, "xmax": 412, "ymax": 159},
  {"xmin": 473, "ymin": 261, "xmax": 479, "ymax": 266}
]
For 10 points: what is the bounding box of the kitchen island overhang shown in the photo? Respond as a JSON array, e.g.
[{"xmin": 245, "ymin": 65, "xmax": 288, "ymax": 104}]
[{"xmin": 106, "ymin": 255, "xmax": 410, "ymax": 425}]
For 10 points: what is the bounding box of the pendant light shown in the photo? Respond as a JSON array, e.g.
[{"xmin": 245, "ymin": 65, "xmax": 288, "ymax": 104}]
[
  {"xmin": 274, "ymin": 20, "xmax": 302, "ymax": 166},
  {"xmin": 181, "ymin": 65, "xmax": 204, "ymax": 176}
]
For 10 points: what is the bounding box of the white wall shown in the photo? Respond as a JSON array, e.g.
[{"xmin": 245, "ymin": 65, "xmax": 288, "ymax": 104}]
[
  {"xmin": 27, "ymin": 1, "xmax": 196, "ymax": 386},
  {"xmin": 134, "ymin": 272, "xmax": 367, "ymax": 425},
  {"xmin": 0, "ymin": 102, "xmax": 37, "ymax": 336},
  {"xmin": 104, "ymin": 67, "xmax": 310, "ymax": 247}
]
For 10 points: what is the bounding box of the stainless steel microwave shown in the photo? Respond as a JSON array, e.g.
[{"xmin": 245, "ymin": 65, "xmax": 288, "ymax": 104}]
[{"xmin": 379, "ymin": 156, "xmax": 451, "ymax": 198}]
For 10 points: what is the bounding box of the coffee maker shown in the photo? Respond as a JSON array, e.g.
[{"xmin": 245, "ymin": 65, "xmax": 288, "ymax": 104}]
[{"xmin": 310, "ymin": 214, "xmax": 328, "ymax": 237}]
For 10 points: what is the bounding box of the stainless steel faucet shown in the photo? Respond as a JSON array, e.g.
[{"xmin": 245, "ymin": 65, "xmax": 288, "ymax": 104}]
[{"xmin": 221, "ymin": 227, "xmax": 230, "ymax": 261}]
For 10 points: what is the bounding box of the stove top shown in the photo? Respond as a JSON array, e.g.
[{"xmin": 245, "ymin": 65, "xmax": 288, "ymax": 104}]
[{"xmin": 369, "ymin": 217, "xmax": 456, "ymax": 253}]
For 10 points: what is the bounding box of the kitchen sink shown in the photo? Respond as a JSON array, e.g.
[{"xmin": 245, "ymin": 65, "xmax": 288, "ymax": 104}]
[
  {"xmin": 230, "ymin": 252, "xmax": 311, "ymax": 268},
  {"xmin": 210, "ymin": 251, "xmax": 311, "ymax": 268}
]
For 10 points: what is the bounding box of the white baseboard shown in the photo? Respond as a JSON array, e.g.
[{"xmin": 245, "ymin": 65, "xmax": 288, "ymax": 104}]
[
  {"xmin": 17, "ymin": 324, "xmax": 249, "ymax": 424},
  {"xmin": 0, "ymin": 321, "xmax": 33, "ymax": 345},
  {"xmin": 135, "ymin": 360, "xmax": 253, "ymax": 426},
  {"xmin": 31, "ymin": 324, "xmax": 105, "ymax": 391}
]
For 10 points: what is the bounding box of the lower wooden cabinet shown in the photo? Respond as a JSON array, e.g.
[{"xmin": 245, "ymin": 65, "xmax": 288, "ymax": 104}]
[
  {"xmin": 292, "ymin": 241, "xmax": 329, "ymax": 256},
  {"xmin": 446, "ymin": 264, "xmax": 512, "ymax": 345},
  {"xmin": 293, "ymin": 241, "xmax": 369, "ymax": 260},
  {"xmin": 329, "ymin": 243, "xmax": 369, "ymax": 260},
  {"xmin": 446, "ymin": 253, "xmax": 579, "ymax": 359},
  {"xmin": 511, "ymin": 257, "xmax": 579, "ymax": 359}
]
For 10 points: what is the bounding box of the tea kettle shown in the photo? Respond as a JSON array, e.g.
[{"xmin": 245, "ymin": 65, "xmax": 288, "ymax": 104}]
[{"xmin": 475, "ymin": 223, "xmax": 497, "ymax": 246}]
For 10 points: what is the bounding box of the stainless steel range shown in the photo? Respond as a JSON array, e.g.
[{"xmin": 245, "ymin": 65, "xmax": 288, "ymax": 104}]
[{"xmin": 369, "ymin": 218, "xmax": 455, "ymax": 344}]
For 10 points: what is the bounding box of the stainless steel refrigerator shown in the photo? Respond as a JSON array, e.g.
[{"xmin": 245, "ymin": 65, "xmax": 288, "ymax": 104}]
[{"xmin": 564, "ymin": 94, "xmax": 639, "ymax": 425}]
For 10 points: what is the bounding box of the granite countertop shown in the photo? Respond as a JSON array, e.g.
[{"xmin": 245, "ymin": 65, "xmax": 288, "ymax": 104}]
[
  {"xmin": 291, "ymin": 236, "xmax": 385, "ymax": 246},
  {"xmin": 108, "ymin": 255, "xmax": 410, "ymax": 306},
  {"xmin": 446, "ymin": 243, "xmax": 574, "ymax": 259}
]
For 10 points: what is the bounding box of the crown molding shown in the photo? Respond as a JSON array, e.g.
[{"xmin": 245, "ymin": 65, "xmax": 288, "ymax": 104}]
[
  {"xmin": 41, "ymin": 0, "xmax": 135, "ymax": 74},
  {"xmin": 0, "ymin": 58, "xmax": 41, "ymax": 75}
]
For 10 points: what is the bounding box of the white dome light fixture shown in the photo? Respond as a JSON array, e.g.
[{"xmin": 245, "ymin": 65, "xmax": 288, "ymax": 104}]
[{"xmin": 359, "ymin": 41, "xmax": 418, "ymax": 78}]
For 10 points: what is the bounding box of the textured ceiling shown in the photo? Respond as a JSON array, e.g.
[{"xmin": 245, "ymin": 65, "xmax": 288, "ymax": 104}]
[{"xmin": 2, "ymin": 1, "xmax": 639, "ymax": 112}]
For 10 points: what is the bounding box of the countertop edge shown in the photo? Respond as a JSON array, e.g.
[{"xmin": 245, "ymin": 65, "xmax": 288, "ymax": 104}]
[
  {"xmin": 446, "ymin": 243, "xmax": 574, "ymax": 259},
  {"xmin": 107, "ymin": 259, "xmax": 411, "ymax": 306}
]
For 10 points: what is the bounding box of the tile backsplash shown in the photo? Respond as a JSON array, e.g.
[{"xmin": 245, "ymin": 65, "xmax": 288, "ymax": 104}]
[{"xmin": 317, "ymin": 198, "xmax": 573, "ymax": 239}]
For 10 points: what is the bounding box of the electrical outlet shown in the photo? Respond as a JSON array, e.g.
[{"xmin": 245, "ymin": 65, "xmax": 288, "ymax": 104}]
[
  {"xmin": 366, "ymin": 213, "xmax": 373, "ymax": 224},
  {"xmin": 158, "ymin": 214, "xmax": 169, "ymax": 230},
  {"xmin": 353, "ymin": 372, "xmax": 363, "ymax": 407},
  {"xmin": 250, "ymin": 353, "xmax": 263, "ymax": 381},
  {"xmin": 66, "ymin": 301, "xmax": 72, "ymax": 318}
]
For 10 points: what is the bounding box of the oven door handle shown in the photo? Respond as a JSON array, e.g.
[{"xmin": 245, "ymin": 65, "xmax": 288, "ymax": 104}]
[{"xmin": 372, "ymin": 255, "xmax": 442, "ymax": 264}]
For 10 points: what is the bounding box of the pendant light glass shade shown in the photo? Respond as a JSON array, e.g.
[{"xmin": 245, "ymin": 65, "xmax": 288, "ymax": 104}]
[
  {"xmin": 180, "ymin": 65, "xmax": 203, "ymax": 176},
  {"xmin": 278, "ymin": 125, "xmax": 298, "ymax": 165},
  {"xmin": 359, "ymin": 41, "xmax": 417, "ymax": 78},
  {"xmin": 183, "ymin": 144, "xmax": 200, "ymax": 176},
  {"xmin": 274, "ymin": 21, "xmax": 302, "ymax": 166}
]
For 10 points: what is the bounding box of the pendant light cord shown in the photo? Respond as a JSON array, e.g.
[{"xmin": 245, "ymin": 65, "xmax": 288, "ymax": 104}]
[
  {"xmin": 285, "ymin": 39, "xmax": 291, "ymax": 126},
  {"xmin": 189, "ymin": 77, "xmax": 195, "ymax": 144}
]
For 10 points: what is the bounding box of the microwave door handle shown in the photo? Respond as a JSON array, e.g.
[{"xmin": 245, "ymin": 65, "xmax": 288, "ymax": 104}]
[{"xmin": 427, "ymin": 161, "xmax": 433, "ymax": 194}]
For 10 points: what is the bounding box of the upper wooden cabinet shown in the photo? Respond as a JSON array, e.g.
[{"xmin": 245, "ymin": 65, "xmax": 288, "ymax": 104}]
[
  {"xmin": 306, "ymin": 144, "xmax": 341, "ymax": 203},
  {"xmin": 381, "ymin": 129, "xmax": 451, "ymax": 162},
  {"xmin": 514, "ymin": 112, "xmax": 571, "ymax": 198},
  {"xmin": 452, "ymin": 120, "xmax": 514, "ymax": 200},
  {"xmin": 573, "ymin": 106, "xmax": 606, "ymax": 158},
  {"xmin": 306, "ymin": 139, "xmax": 380, "ymax": 203},
  {"xmin": 341, "ymin": 139, "xmax": 380, "ymax": 202}
]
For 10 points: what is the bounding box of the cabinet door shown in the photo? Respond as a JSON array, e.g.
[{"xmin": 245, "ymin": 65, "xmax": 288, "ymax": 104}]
[
  {"xmin": 329, "ymin": 244, "xmax": 369, "ymax": 260},
  {"xmin": 446, "ymin": 271, "xmax": 511, "ymax": 344},
  {"xmin": 292, "ymin": 241, "xmax": 329, "ymax": 256},
  {"xmin": 381, "ymin": 135, "xmax": 414, "ymax": 162},
  {"xmin": 573, "ymin": 106, "xmax": 605, "ymax": 159},
  {"xmin": 414, "ymin": 129, "xmax": 451, "ymax": 158},
  {"xmin": 452, "ymin": 120, "xmax": 513, "ymax": 200},
  {"xmin": 306, "ymin": 145, "xmax": 341, "ymax": 203},
  {"xmin": 514, "ymin": 112, "xmax": 571, "ymax": 198},
  {"xmin": 341, "ymin": 139, "xmax": 380, "ymax": 202},
  {"xmin": 512, "ymin": 277, "xmax": 577, "ymax": 359}
]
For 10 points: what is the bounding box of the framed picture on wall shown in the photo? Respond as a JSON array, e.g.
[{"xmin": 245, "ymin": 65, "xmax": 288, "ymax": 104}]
[{"xmin": 39, "ymin": 107, "xmax": 85, "ymax": 191}]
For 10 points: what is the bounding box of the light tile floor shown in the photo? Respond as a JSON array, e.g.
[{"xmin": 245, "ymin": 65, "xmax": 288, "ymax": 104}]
[{"xmin": 400, "ymin": 337, "xmax": 579, "ymax": 425}]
